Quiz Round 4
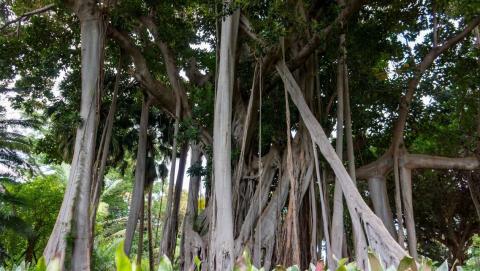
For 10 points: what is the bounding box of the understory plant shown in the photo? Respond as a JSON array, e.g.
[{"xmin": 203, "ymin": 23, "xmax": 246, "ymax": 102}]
[{"xmin": 111, "ymin": 242, "xmax": 451, "ymax": 271}]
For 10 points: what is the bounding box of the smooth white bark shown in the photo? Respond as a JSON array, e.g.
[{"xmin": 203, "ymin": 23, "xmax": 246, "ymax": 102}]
[
  {"xmin": 43, "ymin": 4, "xmax": 104, "ymax": 268},
  {"xmin": 209, "ymin": 3, "xmax": 240, "ymax": 270},
  {"xmin": 368, "ymin": 176, "xmax": 396, "ymax": 237},
  {"xmin": 331, "ymin": 34, "xmax": 345, "ymax": 261}
]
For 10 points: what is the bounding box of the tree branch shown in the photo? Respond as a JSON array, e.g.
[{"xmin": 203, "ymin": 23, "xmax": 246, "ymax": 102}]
[
  {"xmin": 358, "ymin": 17, "xmax": 480, "ymax": 177},
  {"xmin": 139, "ymin": 16, "xmax": 191, "ymax": 117},
  {"xmin": 391, "ymin": 17, "xmax": 480, "ymax": 149},
  {"xmin": 107, "ymin": 25, "xmax": 176, "ymax": 116},
  {"xmin": 287, "ymin": 0, "xmax": 366, "ymax": 70},
  {"xmin": 239, "ymin": 0, "xmax": 366, "ymax": 72},
  {"xmin": 0, "ymin": 4, "xmax": 55, "ymax": 32},
  {"xmin": 108, "ymin": 24, "xmax": 213, "ymax": 145},
  {"xmin": 357, "ymin": 152, "xmax": 480, "ymax": 179},
  {"xmin": 403, "ymin": 154, "xmax": 480, "ymax": 170}
]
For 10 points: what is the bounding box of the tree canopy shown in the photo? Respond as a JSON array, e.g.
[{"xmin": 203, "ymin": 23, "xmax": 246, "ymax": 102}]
[{"xmin": 0, "ymin": 0, "xmax": 479, "ymax": 270}]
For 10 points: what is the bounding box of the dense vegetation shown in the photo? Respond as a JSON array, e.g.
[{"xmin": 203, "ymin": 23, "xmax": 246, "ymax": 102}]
[{"xmin": 0, "ymin": 0, "xmax": 479, "ymax": 270}]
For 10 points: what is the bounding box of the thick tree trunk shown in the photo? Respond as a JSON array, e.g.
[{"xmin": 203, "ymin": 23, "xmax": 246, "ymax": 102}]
[
  {"xmin": 277, "ymin": 61, "xmax": 407, "ymax": 267},
  {"xmin": 43, "ymin": 1, "xmax": 104, "ymax": 268},
  {"xmin": 208, "ymin": 3, "xmax": 240, "ymax": 270},
  {"xmin": 161, "ymin": 145, "xmax": 188, "ymax": 259},
  {"xmin": 368, "ymin": 176, "xmax": 396, "ymax": 237},
  {"xmin": 468, "ymin": 173, "xmax": 480, "ymax": 221},
  {"xmin": 124, "ymin": 97, "xmax": 150, "ymax": 255}
]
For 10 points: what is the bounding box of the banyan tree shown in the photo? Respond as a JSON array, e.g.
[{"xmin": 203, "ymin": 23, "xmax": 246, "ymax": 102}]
[{"xmin": 0, "ymin": 0, "xmax": 479, "ymax": 270}]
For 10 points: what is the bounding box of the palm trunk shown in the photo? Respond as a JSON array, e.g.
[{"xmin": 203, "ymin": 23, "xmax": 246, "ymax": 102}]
[
  {"xmin": 43, "ymin": 2, "xmax": 104, "ymax": 268},
  {"xmin": 25, "ymin": 235, "xmax": 37, "ymax": 264},
  {"xmin": 209, "ymin": 3, "xmax": 240, "ymax": 269},
  {"xmin": 124, "ymin": 96, "xmax": 150, "ymax": 255}
]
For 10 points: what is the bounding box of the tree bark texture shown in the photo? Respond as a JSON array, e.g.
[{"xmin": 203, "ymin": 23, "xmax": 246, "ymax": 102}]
[
  {"xmin": 44, "ymin": 1, "xmax": 104, "ymax": 269},
  {"xmin": 209, "ymin": 4, "xmax": 240, "ymax": 270},
  {"xmin": 124, "ymin": 97, "xmax": 150, "ymax": 256}
]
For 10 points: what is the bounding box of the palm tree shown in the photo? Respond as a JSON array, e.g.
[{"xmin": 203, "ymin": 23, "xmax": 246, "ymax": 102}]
[{"xmin": 0, "ymin": 101, "xmax": 37, "ymax": 265}]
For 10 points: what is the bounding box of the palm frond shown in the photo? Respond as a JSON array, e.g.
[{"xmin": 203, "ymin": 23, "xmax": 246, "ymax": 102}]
[
  {"xmin": 0, "ymin": 212, "xmax": 32, "ymax": 237},
  {"xmin": 0, "ymin": 119, "xmax": 40, "ymax": 129}
]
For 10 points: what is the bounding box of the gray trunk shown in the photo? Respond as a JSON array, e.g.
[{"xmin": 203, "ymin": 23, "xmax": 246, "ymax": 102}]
[
  {"xmin": 276, "ymin": 61, "xmax": 408, "ymax": 267},
  {"xmin": 43, "ymin": 2, "xmax": 104, "ymax": 268},
  {"xmin": 124, "ymin": 97, "xmax": 150, "ymax": 255},
  {"xmin": 234, "ymin": 148, "xmax": 279, "ymax": 256},
  {"xmin": 331, "ymin": 32, "xmax": 345, "ymax": 262},
  {"xmin": 393, "ymin": 154, "xmax": 406, "ymax": 246},
  {"xmin": 368, "ymin": 176, "xmax": 396, "ymax": 237},
  {"xmin": 181, "ymin": 145, "xmax": 204, "ymax": 270},
  {"xmin": 312, "ymin": 142, "xmax": 334, "ymax": 269},
  {"xmin": 208, "ymin": 3, "xmax": 240, "ymax": 270},
  {"xmin": 147, "ymin": 186, "xmax": 155, "ymax": 271},
  {"xmin": 160, "ymin": 90, "xmax": 181, "ymax": 256},
  {"xmin": 343, "ymin": 62, "xmax": 368, "ymax": 269},
  {"xmin": 309, "ymin": 180, "xmax": 317, "ymax": 263},
  {"xmin": 161, "ymin": 145, "xmax": 188, "ymax": 259},
  {"xmin": 399, "ymin": 166, "xmax": 417, "ymax": 259},
  {"xmin": 90, "ymin": 54, "xmax": 122, "ymax": 228},
  {"xmin": 136, "ymin": 195, "xmax": 145, "ymax": 266}
]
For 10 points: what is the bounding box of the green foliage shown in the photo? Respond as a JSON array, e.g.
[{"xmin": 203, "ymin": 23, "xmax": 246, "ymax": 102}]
[
  {"xmin": 193, "ymin": 255, "xmax": 201, "ymax": 270},
  {"xmin": 397, "ymin": 256, "xmax": 416, "ymax": 271},
  {"xmin": 114, "ymin": 241, "xmax": 175, "ymax": 271},
  {"xmin": 35, "ymin": 257, "xmax": 46, "ymax": 271},
  {"xmin": 0, "ymin": 173, "xmax": 64, "ymax": 267},
  {"xmin": 1, "ymin": 0, "xmax": 480, "ymax": 269},
  {"xmin": 115, "ymin": 241, "xmax": 132, "ymax": 271},
  {"xmin": 463, "ymin": 234, "xmax": 480, "ymax": 271},
  {"xmin": 158, "ymin": 256, "xmax": 173, "ymax": 271}
]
